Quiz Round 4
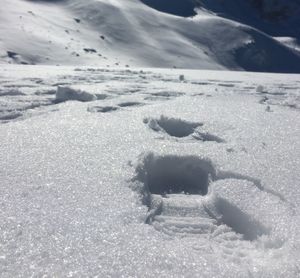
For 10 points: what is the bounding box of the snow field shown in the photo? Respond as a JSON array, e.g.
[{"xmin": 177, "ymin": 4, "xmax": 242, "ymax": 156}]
[{"xmin": 0, "ymin": 65, "xmax": 299, "ymax": 277}]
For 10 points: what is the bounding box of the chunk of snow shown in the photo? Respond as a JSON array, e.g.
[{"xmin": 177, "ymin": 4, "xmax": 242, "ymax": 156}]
[
  {"xmin": 256, "ymin": 85, "xmax": 264, "ymax": 93},
  {"xmin": 55, "ymin": 86, "xmax": 96, "ymax": 102}
]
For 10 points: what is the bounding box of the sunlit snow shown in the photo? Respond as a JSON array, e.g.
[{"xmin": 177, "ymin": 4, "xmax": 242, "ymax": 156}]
[
  {"xmin": 0, "ymin": 65, "xmax": 299, "ymax": 277},
  {"xmin": 1, "ymin": 0, "xmax": 300, "ymax": 276}
]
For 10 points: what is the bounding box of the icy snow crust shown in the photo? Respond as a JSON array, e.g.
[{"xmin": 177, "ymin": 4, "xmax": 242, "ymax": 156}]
[{"xmin": 0, "ymin": 65, "xmax": 300, "ymax": 277}]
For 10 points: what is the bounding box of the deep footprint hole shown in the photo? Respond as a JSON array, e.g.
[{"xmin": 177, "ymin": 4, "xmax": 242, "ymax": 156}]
[
  {"xmin": 118, "ymin": 101, "xmax": 142, "ymax": 107},
  {"xmin": 88, "ymin": 106, "xmax": 118, "ymax": 113},
  {"xmin": 135, "ymin": 154, "xmax": 216, "ymax": 198},
  {"xmin": 145, "ymin": 116, "xmax": 202, "ymax": 138}
]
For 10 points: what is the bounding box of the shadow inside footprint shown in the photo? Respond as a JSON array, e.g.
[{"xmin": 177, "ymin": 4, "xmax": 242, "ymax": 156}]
[
  {"xmin": 144, "ymin": 116, "xmax": 202, "ymax": 138},
  {"xmin": 144, "ymin": 116, "xmax": 225, "ymax": 143},
  {"xmin": 193, "ymin": 132, "xmax": 225, "ymax": 143},
  {"xmin": 0, "ymin": 112, "xmax": 23, "ymax": 122},
  {"xmin": 212, "ymin": 197, "xmax": 269, "ymax": 241},
  {"xmin": 95, "ymin": 93, "xmax": 108, "ymax": 100},
  {"xmin": 88, "ymin": 106, "xmax": 118, "ymax": 113},
  {"xmin": 118, "ymin": 101, "xmax": 143, "ymax": 107},
  {"xmin": 151, "ymin": 91, "xmax": 184, "ymax": 98},
  {"xmin": 133, "ymin": 154, "xmax": 217, "ymax": 218},
  {"xmin": 135, "ymin": 154, "xmax": 216, "ymax": 198},
  {"xmin": 144, "ymin": 91, "xmax": 183, "ymax": 101}
]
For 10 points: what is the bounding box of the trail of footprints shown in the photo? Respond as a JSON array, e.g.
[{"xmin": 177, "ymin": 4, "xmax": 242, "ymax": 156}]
[
  {"xmin": 88, "ymin": 102, "xmax": 144, "ymax": 113},
  {"xmin": 88, "ymin": 89, "xmax": 184, "ymax": 114},
  {"xmin": 131, "ymin": 114, "xmax": 285, "ymax": 259}
]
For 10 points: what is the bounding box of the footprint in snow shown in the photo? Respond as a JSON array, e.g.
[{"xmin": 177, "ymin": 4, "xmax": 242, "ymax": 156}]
[
  {"xmin": 218, "ymin": 83, "xmax": 235, "ymax": 88},
  {"xmin": 0, "ymin": 112, "xmax": 23, "ymax": 122},
  {"xmin": 118, "ymin": 101, "xmax": 144, "ymax": 108},
  {"xmin": 144, "ymin": 116, "xmax": 225, "ymax": 143},
  {"xmin": 0, "ymin": 89, "xmax": 26, "ymax": 96},
  {"xmin": 132, "ymin": 153, "xmax": 269, "ymax": 240},
  {"xmin": 144, "ymin": 96, "xmax": 170, "ymax": 101},
  {"xmin": 144, "ymin": 91, "xmax": 184, "ymax": 101},
  {"xmin": 130, "ymin": 153, "xmax": 287, "ymax": 259},
  {"xmin": 151, "ymin": 91, "xmax": 184, "ymax": 98},
  {"xmin": 87, "ymin": 106, "xmax": 118, "ymax": 113}
]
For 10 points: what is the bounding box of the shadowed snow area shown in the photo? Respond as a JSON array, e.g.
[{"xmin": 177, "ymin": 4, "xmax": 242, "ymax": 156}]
[
  {"xmin": 87, "ymin": 105, "xmax": 118, "ymax": 113},
  {"xmin": 134, "ymin": 154, "xmax": 216, "ymax": 196},
  {"xmin": 118, "ymin": 101, "xmax": 143, "ymax": 107},
  {"xmin": 144, "ymin": 116, "xmax": 202, "ymax": 138},
  {"xmin": 140, "ymin": 0, "xmax": 199, "ymax": 17},
  {"xmin": 144, "ymin": 116, "xmax": 225, "ymax": 142},
  {"xmin": 213, "ymin": 196, "xmax": 268, "ymax": 241}
]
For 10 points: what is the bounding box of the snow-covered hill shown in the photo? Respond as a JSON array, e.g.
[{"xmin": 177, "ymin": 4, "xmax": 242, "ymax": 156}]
[
  {"xmin": 1, "ymin": 0, "xmax": 300, "ymax": 72},
  {"xmin": 0, "ymin": 65, "xmax": 300, "ymax": 277}
]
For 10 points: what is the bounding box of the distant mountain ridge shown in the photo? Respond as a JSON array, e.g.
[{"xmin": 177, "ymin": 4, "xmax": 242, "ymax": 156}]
[{"xmin": 142, "ymin": 0, "xmax": 300, "ymax": 37}]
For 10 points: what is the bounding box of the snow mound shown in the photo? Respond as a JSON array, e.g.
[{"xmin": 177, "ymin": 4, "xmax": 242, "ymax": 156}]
[{"xmin": 55, "ymin": 86, "xmax": 96, "ymax": 102}]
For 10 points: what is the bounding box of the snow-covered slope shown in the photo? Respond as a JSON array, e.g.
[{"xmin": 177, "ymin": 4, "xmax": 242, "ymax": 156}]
[
  {"xmin": 0, "ymin": 65, "xmax": 300, "ymax": 276},
  {"xmin": 1, "ymin": 0, "xmax": 300, "ymax": 72},
  {"xmin": 198, "ymin": 0, "xmax": 300, "ymax": 37}
]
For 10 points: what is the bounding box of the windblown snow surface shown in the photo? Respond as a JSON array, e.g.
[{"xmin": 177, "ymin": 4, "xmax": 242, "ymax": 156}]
[{"xmin": 0, "ymin": 65, "xmax": 300, "ymax": 277}]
